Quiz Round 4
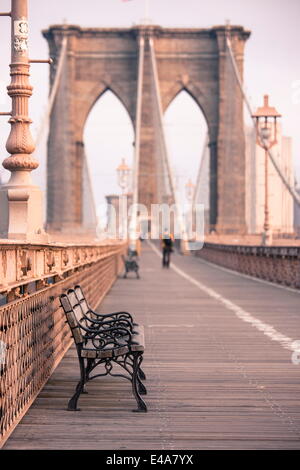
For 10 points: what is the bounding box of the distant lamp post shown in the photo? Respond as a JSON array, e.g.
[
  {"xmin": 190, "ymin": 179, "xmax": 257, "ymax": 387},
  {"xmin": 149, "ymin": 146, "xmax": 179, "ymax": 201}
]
[
  {"xmin": 116, "ymin": 158, "xmax": 131, "ymax": 239},
  {"xmin": 252, "ymin": 95, "xmax": 281, "ymax": 246},
  {"xmin": 185, "ymin": 178, "xmax": 195, "ymax": 203},
  {"xmin": 117, "ymin": 158, "xmax": 131, "ymax": 195},
  {"xmin": 185, "ymin": 178, "xmax": 195, "ymax": 240}
]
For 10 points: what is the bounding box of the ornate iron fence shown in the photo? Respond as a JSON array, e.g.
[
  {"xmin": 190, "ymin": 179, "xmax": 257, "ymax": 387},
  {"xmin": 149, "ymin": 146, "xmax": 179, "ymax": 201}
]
[
  {"xmin": 0, "ymin": 242, "xmax": 126, "ymax": 447},
  {"xmin": 195, "ymin": 243, "xmax": 300, "ymax": 289}
]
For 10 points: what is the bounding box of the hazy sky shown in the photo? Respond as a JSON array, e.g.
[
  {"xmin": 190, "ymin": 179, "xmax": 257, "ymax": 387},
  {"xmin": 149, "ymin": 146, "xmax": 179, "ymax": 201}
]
[{"xmin": 0, "ymin": 0, "xmax": 299, "ymax": 218}]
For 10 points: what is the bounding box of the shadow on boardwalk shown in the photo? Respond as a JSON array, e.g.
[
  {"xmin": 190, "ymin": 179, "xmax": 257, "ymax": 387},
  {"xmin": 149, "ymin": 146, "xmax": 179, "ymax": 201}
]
[{"xmin": 4, "ymin": 243, "xmax": 300, "ymax": 450}]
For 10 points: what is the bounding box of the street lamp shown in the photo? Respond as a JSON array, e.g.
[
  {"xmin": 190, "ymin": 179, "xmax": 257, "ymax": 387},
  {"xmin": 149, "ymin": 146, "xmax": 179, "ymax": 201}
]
[
  {"xmin": 116, "ymin": 158, "xmax": 131, "ymax": 239},
  {"xmin": 185, "ymin": 178, "xmax": 195, "ymax": 203},
  {"xmin": 0, "ymin": 0, "xmax": 51, "ymax": 241},
  {"xmin": 117, "ymin": 158, "xmax": 131, "ymax": 195},
  {"xmin": 185, "ymin": 178, "xmax": 195, "ymax": 240},
  {"xmin": 252, "ymin": 95, "xmax": 281, "ymax": 246}
]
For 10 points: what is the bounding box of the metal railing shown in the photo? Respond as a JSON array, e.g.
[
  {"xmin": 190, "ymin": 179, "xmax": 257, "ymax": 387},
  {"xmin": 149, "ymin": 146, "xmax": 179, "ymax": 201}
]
[
  {"xmin": 195, "ymin": 242, "xmax": 300, "ymax": 289},
  {"xmin": 0, "ymin": 241, "xmax": 126, "ymax": 448}
]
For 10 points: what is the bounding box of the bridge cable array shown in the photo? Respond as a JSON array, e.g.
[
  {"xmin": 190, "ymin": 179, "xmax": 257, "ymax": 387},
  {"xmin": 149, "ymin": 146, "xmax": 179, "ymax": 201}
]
[
  {"xmin": 33, "ymin": 36, "xmax": 68, "ymax": 154},
  {"xmin": 225, "ymin": 30, "xmax": 300, "ymax": 207},
  {"xmin": 33, "ymin": 36, "xmax": 98, "ymax": 230},
  {"xmin": 149, "ymin": 36, "xmax": 187, "ymax": 239},
  {"xmin": 129, "ymin": 35, "xmax": 145, "ymax": 240},
  {"xmin": 129, "ymin": 35, "xmax": 188, "ymax": 241}
]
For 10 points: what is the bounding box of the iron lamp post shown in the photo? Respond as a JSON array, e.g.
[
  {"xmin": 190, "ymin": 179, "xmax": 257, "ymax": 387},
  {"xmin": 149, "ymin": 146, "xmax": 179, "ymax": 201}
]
[
  {"xmin": 116, "ymin": 158, "xmax": 131, "ymax": 240},
  {"xmin": 185, "ymin": 178, "xmax": 194, "ymax": 203},
  {"xmin": 252, "ymin": 95, "xmax": 281, "ymax": 246},
  {"xmin": 0, "ymin": 0, "xmax": 51, "ymax": 241}
]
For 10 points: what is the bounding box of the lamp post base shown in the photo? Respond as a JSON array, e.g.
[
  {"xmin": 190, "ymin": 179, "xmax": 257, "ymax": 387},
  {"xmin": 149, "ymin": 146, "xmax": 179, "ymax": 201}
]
[
  {"xmin": 261, "ymin": 229, "xmax": 272, "ymax": 246},
  {"xmin": 0, "ymin": 181, "xmax": 48, "ymax": 242}
]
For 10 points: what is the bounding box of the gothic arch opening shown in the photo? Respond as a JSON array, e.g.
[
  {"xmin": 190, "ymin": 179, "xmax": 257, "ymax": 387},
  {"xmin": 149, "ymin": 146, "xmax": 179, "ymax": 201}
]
[
  {"xmin": 83, "ymin": 89, "xmax": 135, "ymax": 229},
  {"xmin": 164, "ymin": 89, "xmax": 209, "ymax": 211}
]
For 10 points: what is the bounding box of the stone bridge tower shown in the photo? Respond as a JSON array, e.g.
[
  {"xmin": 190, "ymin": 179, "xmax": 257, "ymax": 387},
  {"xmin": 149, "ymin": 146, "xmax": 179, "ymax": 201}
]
[{"xmin": 44, "ymin": 24, "xmax": 250, "ymax": 234}]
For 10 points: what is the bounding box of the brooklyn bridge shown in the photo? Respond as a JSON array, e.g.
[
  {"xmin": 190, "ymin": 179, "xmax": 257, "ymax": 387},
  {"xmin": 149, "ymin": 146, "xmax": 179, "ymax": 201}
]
[{"xmin": 0, "ymin": 0, "xmax": 299, "ymax": 450}]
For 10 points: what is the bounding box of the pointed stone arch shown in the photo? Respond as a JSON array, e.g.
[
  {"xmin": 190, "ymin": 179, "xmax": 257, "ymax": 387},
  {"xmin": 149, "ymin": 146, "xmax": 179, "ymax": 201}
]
[
  {"xmin": 163, "ymin": 81, "xmax": 208, "ymax": 124},
  {"xmin": 75, "ymin": 81, "xmax": 135, "ymax": 144},
  {"xmin": 44, "ymin": 24, "xmax": 250, "ymax": 234}
]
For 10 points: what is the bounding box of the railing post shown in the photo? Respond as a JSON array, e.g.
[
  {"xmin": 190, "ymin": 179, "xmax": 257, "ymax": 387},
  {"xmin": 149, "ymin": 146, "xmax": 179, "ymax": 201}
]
[{"xmin": 0, "ymin": 0, "xmax": 47, "ymax": 241}]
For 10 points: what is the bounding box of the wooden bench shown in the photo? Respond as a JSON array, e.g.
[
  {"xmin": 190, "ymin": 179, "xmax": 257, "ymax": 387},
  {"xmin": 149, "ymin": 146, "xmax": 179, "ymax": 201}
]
[
  {"xmin": 59, "ymin": 286, "xmax": 147, "ymax": 412},
  {"xmin": 122, "ymin": 252, "xmax": 140, "ymax": 279}
]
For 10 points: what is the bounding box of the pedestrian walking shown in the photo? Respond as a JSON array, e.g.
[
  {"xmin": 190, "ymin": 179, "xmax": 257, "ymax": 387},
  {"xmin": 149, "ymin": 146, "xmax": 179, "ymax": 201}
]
[{"xmin": 161, "ymin": 230, "xmax": 174, "ymax": 268}]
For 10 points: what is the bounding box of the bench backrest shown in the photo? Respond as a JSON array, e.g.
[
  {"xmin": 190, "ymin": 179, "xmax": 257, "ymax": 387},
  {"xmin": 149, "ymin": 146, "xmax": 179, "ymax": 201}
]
[
  {"xmin": 74, "ymin": 285, "xmax": 93, "ymax": 318},
  {"xmin": 66, "ymin": 289, "xmax": 78, "ymax": 309},
  {"xmin": 60, "ymin": 294, "xmax": 84, "ymax": 344},
  {"xmin": 67, "ymin": 287, "xmax": 91, "ymax": 327}
]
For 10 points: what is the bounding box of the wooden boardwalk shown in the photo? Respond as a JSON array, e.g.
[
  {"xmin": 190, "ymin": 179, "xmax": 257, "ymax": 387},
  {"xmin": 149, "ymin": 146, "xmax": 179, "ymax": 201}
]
[{"xmin": 4, "ymin": 243, "xmax": 300, "ymax": 450}]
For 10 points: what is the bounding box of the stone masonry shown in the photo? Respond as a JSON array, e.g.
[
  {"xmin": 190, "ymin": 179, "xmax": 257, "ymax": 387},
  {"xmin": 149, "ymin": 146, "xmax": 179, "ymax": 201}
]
[{"xmin": 43, "ymin": 24, "xmax": 250, "ymax": 234}]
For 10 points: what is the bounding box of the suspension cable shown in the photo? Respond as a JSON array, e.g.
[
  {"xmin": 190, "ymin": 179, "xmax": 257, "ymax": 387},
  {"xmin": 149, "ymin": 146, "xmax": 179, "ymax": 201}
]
[
  {"xmin": 33, "ymin": 35, "xmax": 68, "ymax": 152},
  {"xmin": 225, "ymin": 32, "xmax": 300, "ymax": 206},
  {"xmin": 33, "ymin": 36, "xmax": 99, "ymax": 231},
  {"xmin": 82, "ymin": 149, "xmax": 98, "ymax": 228},
  {"xmin": 129, "ymin": 35, "xmax": 145, "ymax": 240},
  {"xmin": 149, "ymin": 36, "xmax": 187, "ymax": 240},
  {"xmin": 193, "ymin": 133, "xmax": 209, "ymax": 208},
  {"xmin": 149, "ymin": 37, "xmax": 176, "ymax": 201}
]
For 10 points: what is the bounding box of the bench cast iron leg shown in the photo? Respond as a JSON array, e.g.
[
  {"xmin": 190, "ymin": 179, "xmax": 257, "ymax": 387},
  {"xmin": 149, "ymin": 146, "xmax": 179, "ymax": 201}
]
[
  {"xmin": 137, "ymin": 364, "xmax": 147, "ymax": 395},
  {"xmin": 138, "ymin": 367, "xmax": 146, "ymax": 381},
  {"xmin": 68, "ymin": 356, "xmax": 86, "ymax": 411},
  {"xmin": 136, "ymin": 354, "xmax": 147, "ymax": 394},
  {"xmin": 132, "ymin": 352, "xmax": 147, "ymax": 412}
]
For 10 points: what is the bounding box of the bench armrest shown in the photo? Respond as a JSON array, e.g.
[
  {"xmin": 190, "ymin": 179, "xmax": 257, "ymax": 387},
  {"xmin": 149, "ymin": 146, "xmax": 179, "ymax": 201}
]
[
  {"xmin": 85, "ymin": 308, "xmax": 134, "ymax": 324},
  {"xmin": 81, "ymin": 315, "xmax": 134, "ymax": 332},
  {"xmin": 79, "ymin": 323, "xmax": 133, "ymax": 346},
  {"xmin": 79, "ymin": 322, "xmax": 130, "ymax": 338}
]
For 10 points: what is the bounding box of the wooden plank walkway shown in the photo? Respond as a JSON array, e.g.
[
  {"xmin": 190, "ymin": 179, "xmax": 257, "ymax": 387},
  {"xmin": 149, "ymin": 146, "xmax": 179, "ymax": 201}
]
[{"xmin": 4, "ymin": 243, "xmax": 300, "ymax": 449}]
